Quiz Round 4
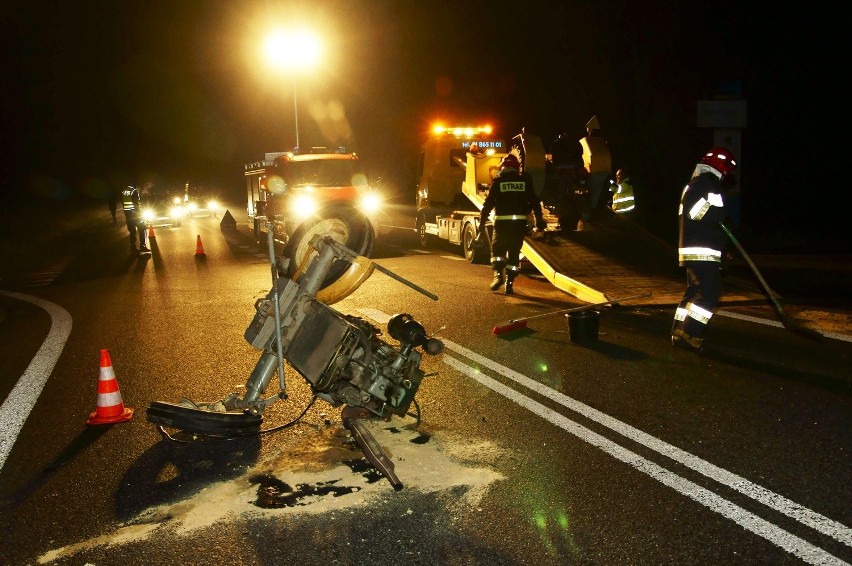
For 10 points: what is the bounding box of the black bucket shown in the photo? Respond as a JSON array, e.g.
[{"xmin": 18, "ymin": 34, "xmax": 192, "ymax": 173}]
[{"xmin": 566, "ymin": 310, "xmax": 600, "ymax": 343}]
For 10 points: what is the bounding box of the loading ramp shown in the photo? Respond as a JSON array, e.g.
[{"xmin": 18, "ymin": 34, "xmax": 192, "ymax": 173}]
[{"xmin": 521, "ymin": 210, "xmax": 765, "ymax": 306}]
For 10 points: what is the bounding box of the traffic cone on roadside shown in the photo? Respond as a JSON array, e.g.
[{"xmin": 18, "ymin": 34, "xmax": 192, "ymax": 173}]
[
  {"xmin": 194, "ymin": 234, "xmax": 206, "ymax": 257},
  {"xmin": 148, "ymin": 225, "xmax": 156, "ymax": 239},
  {"xmin": 87, "ymin": 349, "xmax": 134, "ymax": 425}
]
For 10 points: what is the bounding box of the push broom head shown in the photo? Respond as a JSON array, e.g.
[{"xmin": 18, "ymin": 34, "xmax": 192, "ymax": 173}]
[{"xmin": 492, "ymin": 319, "xmax": 528, "ymax": 336}]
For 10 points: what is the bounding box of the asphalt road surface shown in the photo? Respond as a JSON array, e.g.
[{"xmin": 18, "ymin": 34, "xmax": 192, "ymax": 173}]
[{"xmin": 0, "ymin": 199, "xmax": 849, "ymax": 565}]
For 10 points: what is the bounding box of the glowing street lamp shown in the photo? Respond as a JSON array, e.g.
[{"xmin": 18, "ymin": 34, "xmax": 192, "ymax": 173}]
[{"xmin": 263, "ymin": 29, "xmax": 322, "ymax": 150}]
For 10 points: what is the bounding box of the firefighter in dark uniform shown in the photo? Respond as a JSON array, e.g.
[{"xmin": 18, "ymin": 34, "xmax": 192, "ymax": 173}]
[
  {"xmin": 671, "ymin": 147, "xmax": 737, "ymax": 352},
  {"xmin": 122, "ymin": 185, "xmax": 149, "ymax": 253},
  {"xmin": 478, "ymin": 153, "xmax": 546, "ymax": 295}
]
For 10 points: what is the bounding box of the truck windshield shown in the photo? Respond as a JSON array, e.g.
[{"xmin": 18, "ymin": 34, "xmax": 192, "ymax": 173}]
[{"xmin": 288, "ymin": 160, "xmax": 366, "ymax": 187}]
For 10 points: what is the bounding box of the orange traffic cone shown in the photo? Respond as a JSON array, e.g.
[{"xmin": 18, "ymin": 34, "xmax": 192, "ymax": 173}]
[
  {"xmin": 148, "ymin": 225, "xmax": 156, "ymax": 239},
  {"xmin": 87, "ymin": 349, "xmax": 134, "ymax": 425},
  {"xmin": 194, "ymin": 234, "xmax": 206, "ymax": 257}
]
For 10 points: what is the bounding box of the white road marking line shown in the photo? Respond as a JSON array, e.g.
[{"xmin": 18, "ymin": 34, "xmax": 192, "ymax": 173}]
[
  {"xmin": 355, "ymin": 307, "xmax": 851, "ymax": 551},
  {"xmin": 0, "ymin": 291, "xmax": 72, "ymax": 472},
  {"xmin": 442, "ymin": 353, "xmax": 845, "ymax": 566},
  {"xmin": 717, "ymin": 309, "xmax": 851, "ymax": 342},
  {"xmin": 357, "ymin": 308, "xmax": 391, "ymax": 323},
  {"xmin": 442, "ymin": 338, "xmax": 851, "ymax": 548}
]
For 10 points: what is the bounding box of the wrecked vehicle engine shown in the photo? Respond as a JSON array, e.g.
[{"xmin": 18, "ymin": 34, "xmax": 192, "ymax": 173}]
[{"xmin": 147, "ymin": 226, "xmax": 443, "ymax": 490}]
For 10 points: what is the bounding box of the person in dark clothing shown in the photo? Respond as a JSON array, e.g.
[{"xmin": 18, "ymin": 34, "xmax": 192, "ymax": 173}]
[
  {"xmin": 579, "ymin": 115, "xmax": 612, "ymax": 224},
  {"xmin": 547, "ymin": 132, "xmax": 589, "ymax": 232},
  {"xmin": 108, "ymin": 189, "xmax": 118, "ymax": 223},
  {"xmin": 671, "ymin": 147, "xmax": 737, "ymax": 352},
  {"xmin": 478, "ymin": 153, "xmax": 546, "ymax": 294},
  {"xmin": 122, "ymin": 185, "xmax": 149, "ymax": 253}
]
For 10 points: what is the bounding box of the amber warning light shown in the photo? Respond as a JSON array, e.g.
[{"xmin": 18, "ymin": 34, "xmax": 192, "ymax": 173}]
[{"xmin": 431, "ymin": 124, "xmax": 493, "ymax": 137}]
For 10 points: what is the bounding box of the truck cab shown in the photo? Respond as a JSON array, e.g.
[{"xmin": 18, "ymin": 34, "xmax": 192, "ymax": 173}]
[
  {"xmin": 414, "ymin": 125, "xmax": 507, "ymax": 260},
  {"xmin": 414, "ymin": 124, "xmax": 549, "ymax": 263},
  {"xmin": 245, "ymin": 147, "xmax": 381, "ymax": 245},
  {"xmin": 415, "ymin": 124, "xmax": 505, "ymax": 214}
]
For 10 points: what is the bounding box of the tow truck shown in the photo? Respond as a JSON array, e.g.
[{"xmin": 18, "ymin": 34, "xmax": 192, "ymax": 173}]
[
  {"xmin": 414, "ymin": 124, "xmax": 549, "ymax": 264},
  {"xmin": 245, "ymin": 147, "xmax": 383, "ymax": 270},
  {"xmin": 414, "ymin": 122, "xmax": 765, "ymax": 306}
]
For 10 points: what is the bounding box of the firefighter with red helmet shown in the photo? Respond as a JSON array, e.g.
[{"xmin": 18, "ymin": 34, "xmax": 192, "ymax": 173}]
[
  {"xmin": 671, "ymin": 147, "xmax": 737, "ymax": 352},
  {"xmin": 478, "ymin": 153, "xmax": 546, "ymax": 294}
]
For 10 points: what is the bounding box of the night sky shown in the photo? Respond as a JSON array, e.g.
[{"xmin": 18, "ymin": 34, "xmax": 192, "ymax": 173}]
[{"xmin": 1, "ymin": 1, "xmax": 844, "ymax": 252}]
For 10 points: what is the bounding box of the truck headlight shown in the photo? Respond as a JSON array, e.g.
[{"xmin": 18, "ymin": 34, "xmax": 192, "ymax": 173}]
[
  {"xmin": 290, "ymin": 195, "xmax": 317, "ymax": 219},
  {"xmin": 360, "ymin": 193, "xmax": 381, "ymax": 214},
  {"xmin": 170, "ymin": 206, "xmax": 186, "ymax": 219},
  {"xmin": 142, "ymin": 209, "xmax": 155, "ymax": 222},
  {"xmin": 207, "ymin": 199, "xmax": 220, "ymax": 212}
]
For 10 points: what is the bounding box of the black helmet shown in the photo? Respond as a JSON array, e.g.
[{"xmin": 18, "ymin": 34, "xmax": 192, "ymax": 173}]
[{"xmin": 500, "ymin": 154, "xmax": 520, "ymax": 171}]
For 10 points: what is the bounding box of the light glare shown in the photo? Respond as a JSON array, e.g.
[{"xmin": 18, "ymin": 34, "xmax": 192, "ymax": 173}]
[
  {"xmin": 360, "ymin": 193, "xmax": 380, "ymax": 214},
  {"xmin": 291, "ymin": 194, "xmax": 318, "ymax": 218},
  {"xmin": 264, "ymin": 29, "xmax": 322, "ymax": 71}
]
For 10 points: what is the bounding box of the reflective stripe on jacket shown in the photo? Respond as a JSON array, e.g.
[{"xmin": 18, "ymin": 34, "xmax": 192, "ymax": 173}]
[
  {"xmin": 677, "ymin": 172, "xmax": 725, "ymax": 265},
  {"xmin": 612, "ymin": 179, "xmax": 635, "ymax": 213},
  {"xmin": 479, "ymin": 169, "xmax": 543, "ymax": 227},
  {"xmin": 122, "ymin": 188, "xmax": 139, "ymax": 212}
]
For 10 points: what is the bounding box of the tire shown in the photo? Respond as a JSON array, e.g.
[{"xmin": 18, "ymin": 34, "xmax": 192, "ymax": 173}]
[
  {"xmin": 416, "ymin": 213, "xmax": 429, "ymax": 249},
  {"xmin": 146, "ymin": 401, "xmax": 262, "ymax": 436},
  {"xmin": 462, "ymin": 222, "xmax": 489, "ymax": 264},
  {"xmin": 283, "ymin": 204, "xmax": 375, "ymax": 291}
]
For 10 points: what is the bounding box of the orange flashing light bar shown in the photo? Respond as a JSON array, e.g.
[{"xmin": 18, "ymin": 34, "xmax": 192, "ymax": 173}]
[{"xmin": 431, "ymin": 124, "xmax": 493, "ymax": 137}]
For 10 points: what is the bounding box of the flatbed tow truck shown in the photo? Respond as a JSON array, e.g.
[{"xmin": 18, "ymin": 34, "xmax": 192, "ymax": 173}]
[{"xmin": 414, "ymin": 124, "xmax": 764, "ymax": 307}]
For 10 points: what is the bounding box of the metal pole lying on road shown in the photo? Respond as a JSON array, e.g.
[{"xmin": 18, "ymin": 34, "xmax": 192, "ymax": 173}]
[
  {"xmin": 371, "ymin": 262, "xmax": 439, "ymax": 301},
  {"xmin": 493, "ymin": 292, "xmax": 652, "ymax": 336},
  {"xmin": 720, "ymin": 221, "xmax": 823, "ymax": 342}
]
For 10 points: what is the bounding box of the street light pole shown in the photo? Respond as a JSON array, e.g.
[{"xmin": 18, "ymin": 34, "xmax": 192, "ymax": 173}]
[
  {"xmin": 263, "ymin": 29, "xmax": 321, "ymax": 151},
  {"xmin": 293, "ymin": 79, "xmax": 299, "ymax": 149}
]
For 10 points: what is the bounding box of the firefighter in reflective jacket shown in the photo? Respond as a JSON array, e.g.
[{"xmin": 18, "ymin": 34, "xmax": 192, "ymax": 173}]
[
  {"xmin": 478, "ymin": 153, "xmax": 546, "ymax": 294},
  {"xmin": 122, "ymin": 185, "xmax": 149, "ymax": 253},
  {"xmin": 671, "ymin": 147, "xmax": 737, "ymax": 352}
]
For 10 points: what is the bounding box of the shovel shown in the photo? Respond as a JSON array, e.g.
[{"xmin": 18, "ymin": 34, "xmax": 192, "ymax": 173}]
[{"xmin": 492, "ymin": 292, "xmax": 652, "ymax": 335}]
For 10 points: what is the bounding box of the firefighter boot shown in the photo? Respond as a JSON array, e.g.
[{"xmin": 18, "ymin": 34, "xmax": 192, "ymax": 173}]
[
  {"xmin": 504, "ymin": 272, "xmax": 516, "ymax": 295},
  {"xmin": 671, "ymin": 328, "xmax": 704, "ymax": 353},
  {"xmin": 489, "ymin": 269, "xmax": 505, "ymax": 291}
]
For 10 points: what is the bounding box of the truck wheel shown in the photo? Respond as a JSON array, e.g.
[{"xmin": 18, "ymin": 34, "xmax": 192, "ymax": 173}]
[
  {"xmin": 416, "ymin": 214, "xmax": 429, "ymax": 249},
  {"xmin": 283, "ymin": 204, "xmax": 375, "ymax": 291},
  {"xmin": 462, "ymin": 223, "xmax": 489, "ymax": 264}
]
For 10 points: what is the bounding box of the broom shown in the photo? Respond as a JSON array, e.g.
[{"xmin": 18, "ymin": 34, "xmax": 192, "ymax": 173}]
[
  {"xmin": 492, "ymin": 292, "xmax": 652, "ymax": 336},
  {"xmin": 720, "ymin": 222, "xmax": 823, "ymax": 342}
]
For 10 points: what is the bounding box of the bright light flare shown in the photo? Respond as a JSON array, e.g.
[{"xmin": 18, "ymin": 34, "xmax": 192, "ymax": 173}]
[
  {"xmin": 290, "ymin": 193, "xmax": 318, "ymax": 218},
  {"xmin": 359, "ymin": 192, "xmax": 381, "ymax": 214},
  {"xmin": 264, "ymin": 29, "xmax": 322, "ymax": 71},
  {"xmin": 207, "ymin": 200, "xmax": 220, "ymax": 212},
  {"xmin": 142, "ymin": 209, "xmax": 155, "ymax": 222},
  {"xmin": 431, "ymin": 123, "xmax": 494, "ymax": 138}
]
